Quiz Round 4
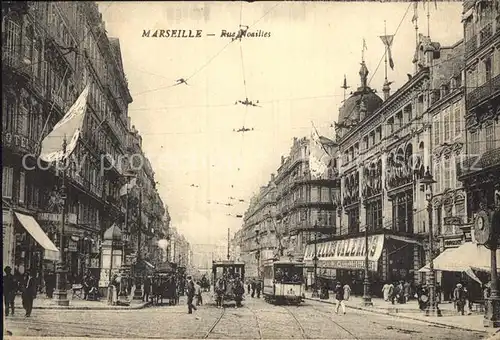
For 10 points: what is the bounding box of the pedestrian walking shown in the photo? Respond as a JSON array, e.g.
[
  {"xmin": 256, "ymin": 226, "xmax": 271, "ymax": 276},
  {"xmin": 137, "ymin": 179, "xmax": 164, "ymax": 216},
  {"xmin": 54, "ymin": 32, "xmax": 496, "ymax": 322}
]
[
  {"xmin": 382, "ymin": 282, "xmax": 391, "ymax": 302},
  {"xmin": 186, "ymin": 276, "xmax": 197, "ymax": 314},
  {"xmin": 343, "ymin": 282, "xmax": 351, "ymax": 303},
  {"xmin": 3, "ymin": 266, "xmax": 17, "ymax": 316},
  {"xmin": 403, "ymin": 281, "xmax": 411, "ymax": 304},
  {"xmin": 334, "ymin": 282, "xmax": 346, "ymax": 315},
  {"xmin": 215, "ymin": 279, "xmax": 225, "ymax": 309},
  {"xmin": 251, "ymin": 280, "xmax": 256, "ymax": 298},
  {"xmin": 454, "ymin": 283, "xmax": 467, "ymax": 315},
  {"xmin": 256, "ymin": 280, "xmax": 262, "ymax": 298},
  {"xmin": 22, "ymin": 270, "xmax": 36, "ymax": 317},
  {"xmin": 195, "ymin": 281, "xmax": 203, "ymax": 306},
  {"xmin": 247, "ymin": 282, "xmax": 251, "ymax": 295},
  {"xmin": 143, "ymin": 276, "xmax": 151, "ymax": 302}
]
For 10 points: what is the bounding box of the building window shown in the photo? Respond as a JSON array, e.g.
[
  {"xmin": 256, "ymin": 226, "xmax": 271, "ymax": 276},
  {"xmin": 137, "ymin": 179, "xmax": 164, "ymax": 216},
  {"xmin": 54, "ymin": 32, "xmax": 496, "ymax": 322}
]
[
  {"xmin": 484, "ymin": 57, "xmax": 492, "ymax": 84},
  {"xmin": 470, "ymin": 130, "xmax": 479, "ymax": 154},
  {"xmin": 392, "ymin": 191, "xmax": 413, "ymax": 233},
  {"xmin": 454, "ymin": 104, "xmax": 461, "ymax": 137},
  {"xmin": 347, "ymin": 207, "xmax": 360, "ymax": 234},
  {"xmin": 3, "ymin": 167, "xmax": 14, "ymax": 198},
  {"xmin": 486, "ymin": 124, "xmax": 495, "ymax": 151},
  {"xmin": 444, "ymin": 160, "xmax": 451, "ymax": 190},
  {"xmin": 18, "ymin": 171, "xmax": 26, "ymax": 204},
  {"xmin": 444, "ymin": 111, "xmax": 451, "ymax": 142},
  {"xmin": 366, "ymin": 199, "xmax": 382, "ymax": 230},
  {"xmin": 434, "ymin": 118, "xmax": 440, "ymax": 146}
]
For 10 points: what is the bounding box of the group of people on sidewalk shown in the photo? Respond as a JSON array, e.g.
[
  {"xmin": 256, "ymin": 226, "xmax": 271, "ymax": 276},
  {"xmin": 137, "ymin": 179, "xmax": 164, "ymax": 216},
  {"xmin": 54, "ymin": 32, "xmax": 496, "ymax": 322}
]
[{"xmin": 3, "ymin": 266, "xmax": 36, "ymax": 317}]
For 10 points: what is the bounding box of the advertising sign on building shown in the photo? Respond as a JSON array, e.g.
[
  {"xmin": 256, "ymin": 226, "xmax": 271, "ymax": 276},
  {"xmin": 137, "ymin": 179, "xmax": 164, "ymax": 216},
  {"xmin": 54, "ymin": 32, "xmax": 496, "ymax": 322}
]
[{"xmin": 303, "ymin": 234, "xmax": 385, "ymax": 271}]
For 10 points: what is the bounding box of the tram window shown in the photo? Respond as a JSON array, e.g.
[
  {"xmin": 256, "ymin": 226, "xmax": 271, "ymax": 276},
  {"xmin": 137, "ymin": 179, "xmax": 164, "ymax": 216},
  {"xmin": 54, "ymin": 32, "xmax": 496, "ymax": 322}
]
[{"xmin": 274, "ymin": 265, "xmax": 304, "ymax": 283}]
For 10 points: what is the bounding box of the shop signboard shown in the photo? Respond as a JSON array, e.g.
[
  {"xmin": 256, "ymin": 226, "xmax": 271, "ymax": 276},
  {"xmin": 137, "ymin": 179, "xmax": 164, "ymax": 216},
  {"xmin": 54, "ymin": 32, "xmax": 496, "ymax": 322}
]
[
  {"xmin": 38, "ymin": 213, "xmax": 77, "ymax": 225},
  {"xmin": 443, "ymin": 237, "xmax": 462, "ymax": 249},
  {"xmin": 303, "ymin": 234, "xmax": 384, "ymax": 271}
]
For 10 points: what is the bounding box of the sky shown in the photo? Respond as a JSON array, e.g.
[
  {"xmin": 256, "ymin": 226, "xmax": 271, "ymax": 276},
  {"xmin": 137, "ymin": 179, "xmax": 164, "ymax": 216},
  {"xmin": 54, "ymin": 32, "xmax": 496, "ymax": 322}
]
[{"xmin": 98, "ymin": 1, "xmax": 463, "ymax": 246}]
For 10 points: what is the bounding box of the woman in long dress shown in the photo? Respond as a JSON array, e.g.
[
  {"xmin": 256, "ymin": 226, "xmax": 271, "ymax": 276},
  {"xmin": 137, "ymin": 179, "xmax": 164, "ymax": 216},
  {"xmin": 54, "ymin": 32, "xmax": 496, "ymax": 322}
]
[{"xmin": 382, "ymin": 282, "xmax": 391, "ymax": 302}]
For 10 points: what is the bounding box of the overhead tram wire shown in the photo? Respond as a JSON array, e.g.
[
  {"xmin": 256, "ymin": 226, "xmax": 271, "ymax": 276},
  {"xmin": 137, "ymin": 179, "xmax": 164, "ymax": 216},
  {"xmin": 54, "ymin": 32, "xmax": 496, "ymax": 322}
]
[{"xmin": 131, "ymin": 2, "xmax": 282, "ymax": 98}]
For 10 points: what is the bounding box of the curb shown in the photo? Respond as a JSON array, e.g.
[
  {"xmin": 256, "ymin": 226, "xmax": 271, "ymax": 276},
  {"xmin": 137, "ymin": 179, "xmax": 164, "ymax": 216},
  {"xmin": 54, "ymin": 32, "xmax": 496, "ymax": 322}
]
[
  {"xmin": 305, "ymin": 297, "xmax": 490, "ymax": 334},
  {"xmin": 13, "ymin": 301, "xmax": 152, "ymax": 311}
]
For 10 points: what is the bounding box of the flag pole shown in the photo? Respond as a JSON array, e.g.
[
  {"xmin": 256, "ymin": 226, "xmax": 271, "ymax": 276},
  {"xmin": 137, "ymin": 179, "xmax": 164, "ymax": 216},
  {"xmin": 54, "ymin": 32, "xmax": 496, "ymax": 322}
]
[
  {"xmin": 427, "ymin": 0, "xmax": 431, "ymax": 37},
  {"xmin": 37, "ymin": 66, "xmax": 70, "ymax": 154},
  {"xmin": 310, "ymin": 121, "xmax": 331, "ymax": 157},
  {"xmin": 384, "ymin": 20, "xmax": 388, "ymax": 83},
  {"xmin": 414, "ymin": 1, "xmax": 419, "ymax": 50}
]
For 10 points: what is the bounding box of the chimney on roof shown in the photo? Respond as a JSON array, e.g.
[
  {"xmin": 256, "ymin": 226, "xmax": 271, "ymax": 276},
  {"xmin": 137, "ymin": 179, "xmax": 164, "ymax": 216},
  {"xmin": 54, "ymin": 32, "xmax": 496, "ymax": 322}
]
[
  {"xmin": 281, "ymin": 156, "xmax": 285, "ymax": 164},
  {"xmin": 271, "ymin": 173, "xmax": 275, "ymax": 182}
]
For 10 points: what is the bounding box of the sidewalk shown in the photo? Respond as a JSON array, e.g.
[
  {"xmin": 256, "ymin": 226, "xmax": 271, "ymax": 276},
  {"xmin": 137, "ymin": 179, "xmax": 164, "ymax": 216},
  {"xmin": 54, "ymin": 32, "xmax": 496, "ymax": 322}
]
[
  {"xmin": 305, "ymin": 292, "xmax": 499, "ymax": 334},
  {"xmin": 13, "ymin": 293, "xmax": 151, "ymax": 310}
]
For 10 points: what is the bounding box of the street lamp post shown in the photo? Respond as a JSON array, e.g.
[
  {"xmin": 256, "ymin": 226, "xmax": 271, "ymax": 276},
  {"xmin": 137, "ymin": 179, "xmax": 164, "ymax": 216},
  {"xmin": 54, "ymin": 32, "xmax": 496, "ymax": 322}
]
[
  {"xmin": 362, "ymin": 220, "xmax": 373, "ymax": 306},
  {"xmin": 312, "ymin": 230, "xmax": 320, "ymax": 298},
  {"xmin": 53, "ymin": 136, "xmax": 69, "ymax": 306},
  {"xmin": 255, "ymin": 229, "xmax": 261, "ymax": 280},
  {"xmin": 133, "ymin": 182, "xmax": 143, "ymax": 300},
  {"xmin": 421, "ymin": 167, "xmax": 442, "ymax": 317}
]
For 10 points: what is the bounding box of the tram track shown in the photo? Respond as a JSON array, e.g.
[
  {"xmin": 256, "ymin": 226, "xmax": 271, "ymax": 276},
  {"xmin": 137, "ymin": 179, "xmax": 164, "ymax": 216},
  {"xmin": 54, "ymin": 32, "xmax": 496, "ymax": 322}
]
[
  {"xmin": 281, "ymin": 305, "xmax": 309, "ymax": 339},
  {"xmin": 307, "ymin": 303, "xmax": 360, "ymax": 340},
  {"xmin": 202, "ymin": 307, "xmax": 226, "ymax": 339}
]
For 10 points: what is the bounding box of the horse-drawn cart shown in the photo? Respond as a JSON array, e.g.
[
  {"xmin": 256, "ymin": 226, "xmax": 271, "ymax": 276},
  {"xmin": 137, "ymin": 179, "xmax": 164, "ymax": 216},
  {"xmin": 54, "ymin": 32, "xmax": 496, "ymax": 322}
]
[{"xmin": 150, "ymin": 262, "xmax": 178, "ymax": 306}]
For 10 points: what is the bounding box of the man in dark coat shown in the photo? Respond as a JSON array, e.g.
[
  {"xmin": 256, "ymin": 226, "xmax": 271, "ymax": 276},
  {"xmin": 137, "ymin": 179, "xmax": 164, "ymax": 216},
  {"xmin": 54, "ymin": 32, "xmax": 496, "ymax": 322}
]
[
  {"xmin": 4, "ymin": 266, "xmax": 17, "ymax": 316},
  {"xmin": 186, "ymin": 276, "xmax": 197, "ymax": 314},
  {"xmin": 22, "ymin": 270, "xmax": 36, "ymax": 317},
  {"xmin": 256, "ymin": 280, "xmax": 262, "ymax": 298}
]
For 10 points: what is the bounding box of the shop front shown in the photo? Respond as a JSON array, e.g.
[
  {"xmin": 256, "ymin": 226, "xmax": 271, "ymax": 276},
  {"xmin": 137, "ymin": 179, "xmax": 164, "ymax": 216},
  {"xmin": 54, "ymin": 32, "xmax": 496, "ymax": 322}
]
[
  {"xmin": 10, "ymin": 211, "xmax": 60, "ymax": 287},
  {"xmin": 37, "ymin": 212, "xmax": 101, "ymax": 284},
  {"xmin": 304, "ymin": 232, "xmax": 422, "ymax": 297},
  {"xmin": 419, "ymin": 241, "xmax": 499, "ymax": 302}
]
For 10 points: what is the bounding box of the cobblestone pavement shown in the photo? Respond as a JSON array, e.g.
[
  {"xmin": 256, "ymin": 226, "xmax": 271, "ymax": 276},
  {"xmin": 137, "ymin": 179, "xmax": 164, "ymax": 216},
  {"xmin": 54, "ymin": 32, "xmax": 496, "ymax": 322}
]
[{"xmin": 4, "ymin": 294, "xmax": 490, "ymax": 339}]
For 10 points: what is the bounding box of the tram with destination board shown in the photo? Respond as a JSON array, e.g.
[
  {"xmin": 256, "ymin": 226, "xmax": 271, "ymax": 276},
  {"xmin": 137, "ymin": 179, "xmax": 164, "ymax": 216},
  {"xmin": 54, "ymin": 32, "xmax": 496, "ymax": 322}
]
[
  {"xmin": 212, "ymin": 260, "xmax": 245, "ymax": 307},
  {"xmin": 262, "ymin": 260, "xmax": 305, "ymax": 305}
]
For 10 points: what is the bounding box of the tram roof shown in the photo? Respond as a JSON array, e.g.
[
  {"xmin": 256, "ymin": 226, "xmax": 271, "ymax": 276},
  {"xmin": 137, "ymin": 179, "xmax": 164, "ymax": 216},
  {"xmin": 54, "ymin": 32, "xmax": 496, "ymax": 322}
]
[
  {"xmin": 212, "ymin": 260, "xmax": 245, "ymax": 266},
  {"xmin": 264, "ymin": 260, "xmax": 305, "ymax": 266}
]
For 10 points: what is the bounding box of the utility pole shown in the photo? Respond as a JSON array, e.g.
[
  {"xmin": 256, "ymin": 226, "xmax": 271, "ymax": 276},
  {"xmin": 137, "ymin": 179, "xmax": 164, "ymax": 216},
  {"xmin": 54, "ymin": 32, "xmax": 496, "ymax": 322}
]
[{"xmin": 227, "ymin": 228, "xmax": 230, "ymax": 260}]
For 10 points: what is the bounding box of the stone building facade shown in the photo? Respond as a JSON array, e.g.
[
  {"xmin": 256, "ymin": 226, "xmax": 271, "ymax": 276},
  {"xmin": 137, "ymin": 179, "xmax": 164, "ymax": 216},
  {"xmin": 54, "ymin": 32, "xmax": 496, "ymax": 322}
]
[{"xmin": 2, "ymin": 2, "xmax": 168, "ymax": 283}]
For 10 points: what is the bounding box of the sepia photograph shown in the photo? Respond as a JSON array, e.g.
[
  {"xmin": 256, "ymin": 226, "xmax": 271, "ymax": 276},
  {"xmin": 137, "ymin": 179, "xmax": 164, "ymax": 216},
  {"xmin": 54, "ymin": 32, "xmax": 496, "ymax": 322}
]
[{"xmin": 2, "ymin": 0, "xmax": 500, "ymax": 339}]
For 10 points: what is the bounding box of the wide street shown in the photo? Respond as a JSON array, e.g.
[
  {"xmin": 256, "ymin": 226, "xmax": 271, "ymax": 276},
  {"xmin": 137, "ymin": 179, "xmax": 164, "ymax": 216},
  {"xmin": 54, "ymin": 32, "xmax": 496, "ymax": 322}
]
[{"xmin": 5, "ymin": 294, "xmax": 488, "ymax": 339}]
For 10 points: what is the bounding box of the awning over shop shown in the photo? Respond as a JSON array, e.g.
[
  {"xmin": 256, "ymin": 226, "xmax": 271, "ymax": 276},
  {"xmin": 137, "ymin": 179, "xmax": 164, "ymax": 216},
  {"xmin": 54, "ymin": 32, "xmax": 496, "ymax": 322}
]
[
  {"xmin": 15, "ymin": 212, "xmax": 59, "ymax": 261},
  {"xmin": 303, "ymin": 234, "xmax": 385, "ymax": 271},
  {"xmin": 419, "ymin": 242, "xmax": 500, "ymax": 273}
]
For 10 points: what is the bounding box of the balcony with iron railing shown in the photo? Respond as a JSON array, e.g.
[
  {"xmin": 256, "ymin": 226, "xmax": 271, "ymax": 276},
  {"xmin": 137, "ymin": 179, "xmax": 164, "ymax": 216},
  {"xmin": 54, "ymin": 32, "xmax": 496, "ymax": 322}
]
[
  {"xmin": 467, "ymin": 74, "xmax": 500, "ymax": 109},
  {"xmin": 457, "ymin": 147, "xmax": 500, "ymax": 179},
  {"xmin": 289, "ymin": 219, "xmax": 336, "ymax": 233},
  {"xmin": 1, "ymin": 126, "xmax": 38, "ymax": 156}
]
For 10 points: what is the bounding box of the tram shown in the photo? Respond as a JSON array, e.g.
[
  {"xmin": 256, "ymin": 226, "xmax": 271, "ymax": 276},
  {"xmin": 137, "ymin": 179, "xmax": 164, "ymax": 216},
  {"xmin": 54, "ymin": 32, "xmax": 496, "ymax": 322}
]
[
  {"xmin": 262, "ymin": 260, "xmax": 305, "ymax": 305},
  {"xmin": 212, "ymin": 260, "xmax": 245, "ymax": 306}
]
